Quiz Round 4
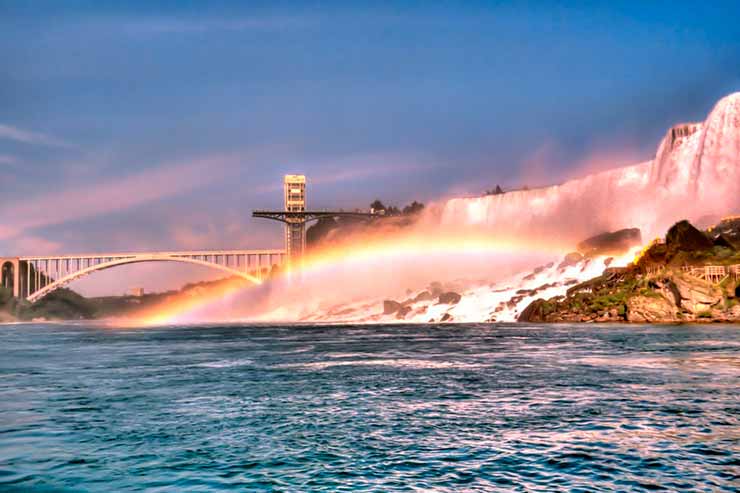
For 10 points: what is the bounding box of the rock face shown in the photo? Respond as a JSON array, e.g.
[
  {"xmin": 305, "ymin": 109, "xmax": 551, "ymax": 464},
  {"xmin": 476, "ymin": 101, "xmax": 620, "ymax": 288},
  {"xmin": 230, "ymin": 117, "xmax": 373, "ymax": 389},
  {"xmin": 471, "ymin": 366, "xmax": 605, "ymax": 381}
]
[
  {"xmin": 558, "ymin": 252, "xmax": 584, "ymax": 269},
  {"xmin": 412, "ymin": 291, "xmax": 433, "ymax": 303},
  {"xmin": 672, "ymin": 274, "xmax": 723, "ymax": 313},
  {"xmin": 665, "ymin": 220, "xmax": 713, "ymax": 256},
  {"xmin": 626, "ymin": 295, "xmax": 679, "ymax": 323},
  {"xmin": 438, "ymin": 292, "xmax": 462, "ymax": 305},
  {"xmin": 396, "ymin": 306, "xmax": 412, "ymax": 319},
  {"xmin": 578, "ymin": 228, "xmax": 642, "ymax": 257},
  {"xmin": 383, "ymin": 300, "xmax": 402, "ymax": 315},
  {"xmin": 709, "ymin": 216, "xmax": 740, "ymax": 249}
]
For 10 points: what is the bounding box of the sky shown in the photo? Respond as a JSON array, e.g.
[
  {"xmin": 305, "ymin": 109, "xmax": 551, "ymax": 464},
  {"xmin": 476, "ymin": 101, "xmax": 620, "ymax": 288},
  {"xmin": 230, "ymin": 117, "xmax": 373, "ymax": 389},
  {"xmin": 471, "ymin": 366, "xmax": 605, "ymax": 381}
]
[{"xmin": 1, "ymin": 0, "xmax": 739, "ymax": 294}]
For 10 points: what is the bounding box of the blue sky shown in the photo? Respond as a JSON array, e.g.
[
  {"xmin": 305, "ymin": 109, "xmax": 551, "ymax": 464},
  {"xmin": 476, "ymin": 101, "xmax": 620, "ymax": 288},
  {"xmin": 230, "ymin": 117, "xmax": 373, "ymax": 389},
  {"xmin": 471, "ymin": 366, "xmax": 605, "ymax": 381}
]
[{"xmin": 1, "ymin": 1, "xmax": 739, "ymax": 292}]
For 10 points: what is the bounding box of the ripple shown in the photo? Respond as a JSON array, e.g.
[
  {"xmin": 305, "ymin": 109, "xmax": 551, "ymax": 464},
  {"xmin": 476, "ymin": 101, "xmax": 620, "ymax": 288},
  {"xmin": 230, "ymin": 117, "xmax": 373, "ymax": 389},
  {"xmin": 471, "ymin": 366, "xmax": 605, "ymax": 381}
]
[{"xmin": 0, "ymin": 323, "xmax": 738, "ymax": 492}]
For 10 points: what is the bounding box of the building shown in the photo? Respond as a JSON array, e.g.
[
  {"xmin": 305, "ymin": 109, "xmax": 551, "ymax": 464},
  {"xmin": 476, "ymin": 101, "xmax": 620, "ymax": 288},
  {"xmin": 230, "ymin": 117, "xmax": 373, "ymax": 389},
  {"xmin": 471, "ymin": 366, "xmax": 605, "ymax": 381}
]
[{"xmin": 283, "ymin": 174, "xmax": 306, "ymax": 262}]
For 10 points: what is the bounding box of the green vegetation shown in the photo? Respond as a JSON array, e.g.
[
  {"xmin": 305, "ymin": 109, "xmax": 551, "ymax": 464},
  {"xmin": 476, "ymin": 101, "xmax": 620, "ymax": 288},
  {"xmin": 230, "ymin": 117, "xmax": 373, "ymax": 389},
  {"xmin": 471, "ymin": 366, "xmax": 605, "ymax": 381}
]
[
  {"xmin": 484, "ymin": 185, "xmax": 504, "ymax": 195},
  {"xmin": 307, "ymin": 199, "xmax": 426, "ymax": 249},
  {"xmin": 18, "ymin": 289, "xmax": 96, "ymax": 321},
  {"xmin": 370, "ymin": 199, "xmax": 425, "ymax": 216},
  {"xmin": 521, "ymin": 217, "xmax": 740, "ymax": 323},
  {"xmin": 0, "ymin": 276, "xmax": 246, "ymax": 323}
]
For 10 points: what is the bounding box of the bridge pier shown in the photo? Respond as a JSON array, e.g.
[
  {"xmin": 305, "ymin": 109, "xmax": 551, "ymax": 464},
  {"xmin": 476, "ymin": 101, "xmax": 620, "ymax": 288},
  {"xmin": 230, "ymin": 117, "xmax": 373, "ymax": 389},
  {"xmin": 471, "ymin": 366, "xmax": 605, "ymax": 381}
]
[{"xmin": 0, "ymin": 257, "xmax": 20, "ymax": 298}]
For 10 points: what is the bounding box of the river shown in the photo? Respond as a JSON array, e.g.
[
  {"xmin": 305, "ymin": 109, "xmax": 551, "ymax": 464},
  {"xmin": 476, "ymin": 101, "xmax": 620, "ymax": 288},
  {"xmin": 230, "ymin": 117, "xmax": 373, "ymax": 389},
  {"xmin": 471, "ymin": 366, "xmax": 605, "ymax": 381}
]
[{"xmin": 0, "ymin": 323, "xmax": 738, "ymax": 491}]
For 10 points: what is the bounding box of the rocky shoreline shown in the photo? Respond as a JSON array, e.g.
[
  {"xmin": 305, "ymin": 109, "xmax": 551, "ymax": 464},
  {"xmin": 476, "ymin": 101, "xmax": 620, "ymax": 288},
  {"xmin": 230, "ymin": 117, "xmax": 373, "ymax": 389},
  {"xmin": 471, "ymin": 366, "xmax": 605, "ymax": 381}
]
[{"xmin": 519, "ymin": 218, "xmax": 740, "ymax": 324}]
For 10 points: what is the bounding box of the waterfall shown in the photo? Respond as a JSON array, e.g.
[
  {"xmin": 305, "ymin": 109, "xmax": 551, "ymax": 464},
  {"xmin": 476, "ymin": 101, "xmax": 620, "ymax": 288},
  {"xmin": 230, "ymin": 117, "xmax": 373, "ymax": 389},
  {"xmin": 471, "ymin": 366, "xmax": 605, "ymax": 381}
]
[{"xmin": 439, "ymin": 93, "xmax": 740, "ymax": 242}]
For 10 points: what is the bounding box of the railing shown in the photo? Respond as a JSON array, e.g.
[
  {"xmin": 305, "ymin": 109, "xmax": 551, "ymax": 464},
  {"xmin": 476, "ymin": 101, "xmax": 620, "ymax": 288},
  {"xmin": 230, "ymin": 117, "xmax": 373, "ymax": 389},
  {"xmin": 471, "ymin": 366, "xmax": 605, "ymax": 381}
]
[{"xmin": 680, "ymin": 264, "xmax": 740, "ymax": 284}]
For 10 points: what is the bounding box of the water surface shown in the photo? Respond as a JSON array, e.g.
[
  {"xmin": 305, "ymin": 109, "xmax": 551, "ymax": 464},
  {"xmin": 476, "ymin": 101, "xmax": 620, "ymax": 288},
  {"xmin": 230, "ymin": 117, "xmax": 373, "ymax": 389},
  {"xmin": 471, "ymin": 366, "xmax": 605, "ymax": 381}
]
[{"xmin": 1, "ymin": 323, "xmax": 738, "ymax": 491}]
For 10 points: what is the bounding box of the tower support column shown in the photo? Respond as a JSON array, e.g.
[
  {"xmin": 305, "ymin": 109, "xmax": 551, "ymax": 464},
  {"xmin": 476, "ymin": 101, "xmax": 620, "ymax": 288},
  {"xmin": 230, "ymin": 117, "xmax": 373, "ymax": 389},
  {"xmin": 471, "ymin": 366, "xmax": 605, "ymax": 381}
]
[{"xmin": 283, "ymin": 174, "xmax": 307, "ymax": 266}]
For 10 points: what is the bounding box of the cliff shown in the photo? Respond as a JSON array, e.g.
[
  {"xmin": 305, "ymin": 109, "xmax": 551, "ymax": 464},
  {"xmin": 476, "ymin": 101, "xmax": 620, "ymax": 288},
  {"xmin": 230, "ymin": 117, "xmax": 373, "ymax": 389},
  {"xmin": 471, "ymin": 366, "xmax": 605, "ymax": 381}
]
[
  {"xmin": 439, "ymin": 93, "xmax": 740, "ymax": 241},
  {"xmin": 519, "ymin": 219, "xmax": 740, "ymax": 323}
]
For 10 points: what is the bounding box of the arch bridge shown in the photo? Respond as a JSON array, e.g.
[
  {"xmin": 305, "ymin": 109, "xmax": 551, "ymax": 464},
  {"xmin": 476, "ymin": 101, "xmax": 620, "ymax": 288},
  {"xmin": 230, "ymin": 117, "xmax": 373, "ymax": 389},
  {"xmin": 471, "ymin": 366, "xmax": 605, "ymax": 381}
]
[{"xmin": 0, "ymin": 249, "xmax": 285, "ymax": 303}]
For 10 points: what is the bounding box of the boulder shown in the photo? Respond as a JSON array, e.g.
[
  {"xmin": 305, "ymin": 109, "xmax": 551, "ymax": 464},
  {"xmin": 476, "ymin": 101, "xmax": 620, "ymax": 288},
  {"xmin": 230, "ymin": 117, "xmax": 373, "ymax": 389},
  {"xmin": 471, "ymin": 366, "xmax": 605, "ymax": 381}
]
[
  {"xmin": 729, "ymin": 304, "xmax": 740, "ymax": 320},
  {"xmin": 396, "ymin": 306, "xmax": 412, "ymax": 319},
  {"xmin": 438, "ymin": 292, "xmax": 461, "ymax": 305},
  {"xmin": 428, "ymin": 282, "xmax": 444, "ymax": 297},
  {"xmin": 412, "ymin": 291, "xmax": 434, "ymax": 303},
  {"xmin": 383, "ymin": 300, "xmax": 402, "ymax": 315},
  {"xmin": 708, "ymin": 216, "xmax": 740, "ymax": 248},
  {"xmin": 518, "ymin": 298, "xmax": 546, "ymax": 322},
  {"xmin": 673, "ymin": 274, "xmax": 723, "ymax": 313},
  {"xmin": 558, "ymin": 252, "xmax": 583, "ymax": 269},
  {"xmin": 626, "ymin": 295, "xmax": 679, "ymax": 322},
  {"xmin": 712, "ymin": 234, "xmax": 737, "ymax": 250},
  {"xmin": 665, "ymin": 220, "xmax": 713, "ymax": 256},
  {"xmin": 577, "ymin": 228, "xmax": 642, "ymax": 257}
]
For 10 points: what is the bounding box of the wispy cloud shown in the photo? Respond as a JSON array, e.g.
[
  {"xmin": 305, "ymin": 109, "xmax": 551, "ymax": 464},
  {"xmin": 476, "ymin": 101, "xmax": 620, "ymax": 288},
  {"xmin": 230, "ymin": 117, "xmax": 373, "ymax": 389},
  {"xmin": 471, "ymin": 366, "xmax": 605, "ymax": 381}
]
[
  {"xmin": 6, "ymin": 235, "xmax": 63, "ymax": 256},
  {"xmin": 0, "ymin": 154, "xmax": 18, "ymax": 166},
  {"xmin": 255, "ymin": 152, "xmax": 428, "ymax": 193},
  {"xmin": 0, "ymin": 153, "xmax": 242, "ymax": 244},
  {"xmin": 126, "ymin": 15, "xmax": 316, "ymax": 35},
  {"xmin": 0, "ymin": 124, "xmax": 76, "ymax": 149}
]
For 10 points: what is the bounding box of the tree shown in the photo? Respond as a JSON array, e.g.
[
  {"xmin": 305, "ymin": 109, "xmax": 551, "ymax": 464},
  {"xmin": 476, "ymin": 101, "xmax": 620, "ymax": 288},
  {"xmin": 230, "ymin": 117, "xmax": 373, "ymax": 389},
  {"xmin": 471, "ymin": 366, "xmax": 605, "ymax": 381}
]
[
  {"xmin": 402, "ymin": 201, "xmax": 425, "ymax": 215},
  {"xmin": 370, "ymin": 199, "xmax": 386, "ymax": 212}
]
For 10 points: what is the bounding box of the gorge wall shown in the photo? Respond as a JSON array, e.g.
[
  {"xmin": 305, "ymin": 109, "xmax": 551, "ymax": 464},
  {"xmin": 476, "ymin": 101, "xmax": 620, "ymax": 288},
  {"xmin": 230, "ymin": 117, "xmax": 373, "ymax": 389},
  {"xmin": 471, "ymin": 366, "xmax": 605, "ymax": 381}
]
[{"xmin": 439, "ymin": 93, "xmax": 740, "ymax": 244}]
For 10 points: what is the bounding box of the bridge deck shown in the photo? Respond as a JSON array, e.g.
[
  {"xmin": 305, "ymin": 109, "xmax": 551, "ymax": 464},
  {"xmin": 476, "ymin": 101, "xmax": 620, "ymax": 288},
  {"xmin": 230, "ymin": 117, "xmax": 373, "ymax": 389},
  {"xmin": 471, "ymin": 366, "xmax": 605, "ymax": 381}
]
[{"xmin": 20, "ymin": 249, "xmax": 285, "ymax": 261}]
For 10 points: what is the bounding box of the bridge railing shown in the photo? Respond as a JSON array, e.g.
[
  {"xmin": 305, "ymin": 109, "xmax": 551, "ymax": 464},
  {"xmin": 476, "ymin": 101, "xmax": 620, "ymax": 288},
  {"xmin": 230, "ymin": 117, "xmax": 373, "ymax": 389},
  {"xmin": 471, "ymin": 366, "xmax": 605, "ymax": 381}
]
[{"xmin": 18, "ymin": 249, "xmax": 287, "ymax": 302}]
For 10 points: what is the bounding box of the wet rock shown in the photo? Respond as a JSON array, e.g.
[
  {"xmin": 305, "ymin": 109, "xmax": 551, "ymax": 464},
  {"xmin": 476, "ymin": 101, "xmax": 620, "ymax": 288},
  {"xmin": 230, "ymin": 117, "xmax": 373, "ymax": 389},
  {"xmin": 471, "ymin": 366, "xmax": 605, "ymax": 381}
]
[
  {"xmin": 626, "ymin": 295, "xmax": 679, "ymax": 322},
  {"xmin": 533, "ymin": 282, "xmax": 558, "ymax": 293},
  {"xmin": 428, "ymin": 282, "xmax": 444, "ymax": 297},
  {"xmin": 558, "ymin": 252, "xmax": 583, "ymax": 269},
  {"xmin": 396, "ymin": 306, "xmax": 412, "ymax": 319},
  {"xmin": 518, "ymin": 299, "xmax": 546, "ymax": 322},
  {"xmin": 412, "ymin": 291, "xmax": 434, "ymax": 303},
  {"xmin": 577, "ymin": 228, "xmax": 642, "ymax": 257},
  {"xmin": 438, "ymin": 292, "xmax": 461, "ymax": 305},
  {"xmin": 383, "ymin": 300, "xmax": 402, "ymax": 315}
]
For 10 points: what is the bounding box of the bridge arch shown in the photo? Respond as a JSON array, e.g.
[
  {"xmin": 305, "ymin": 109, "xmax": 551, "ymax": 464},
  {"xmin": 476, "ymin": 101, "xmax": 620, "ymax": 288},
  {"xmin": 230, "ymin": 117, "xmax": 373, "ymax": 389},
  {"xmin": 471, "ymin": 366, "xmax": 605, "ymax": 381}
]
[
  {"xmin": 1, "ymin": 261, "xmax": 14, "ymax": 293},
  {"xmin": 27, "ymin": 255, "xmax": 266, "ymax": 303}
]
